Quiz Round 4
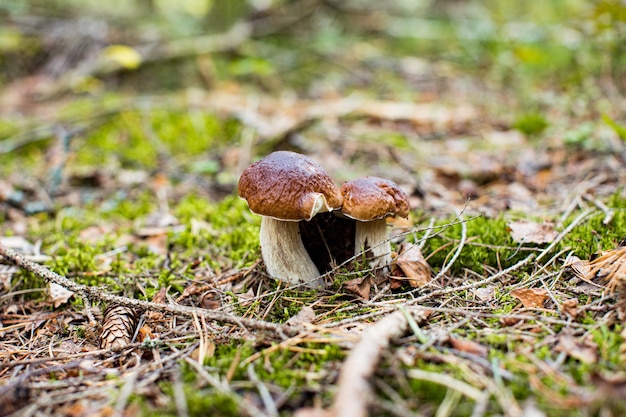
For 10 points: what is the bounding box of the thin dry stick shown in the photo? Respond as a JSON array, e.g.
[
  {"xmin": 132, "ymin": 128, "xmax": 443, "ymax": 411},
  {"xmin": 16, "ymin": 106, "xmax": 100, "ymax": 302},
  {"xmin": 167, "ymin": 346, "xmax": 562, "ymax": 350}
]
[
  {"xmin": 248, "ymin": 364, "xmax": 279, "ymax": 417},
  {"xmin": 331, "ymin": 309, "xmax": 428, "ymax": 417},
  {"xmin": 536, "ymin": 209, "xmax": 595, "ymax": 262},
  {"xmin": 0, "ymin": 244, "xmax": 299, "ymax": 337},
  {"xmin": 408, "ymin": 253, "xmax": 536, "ymax": 306},
  {"xmin": 434, "ymin": 214, "xmax": 467, "ymax": 281}
]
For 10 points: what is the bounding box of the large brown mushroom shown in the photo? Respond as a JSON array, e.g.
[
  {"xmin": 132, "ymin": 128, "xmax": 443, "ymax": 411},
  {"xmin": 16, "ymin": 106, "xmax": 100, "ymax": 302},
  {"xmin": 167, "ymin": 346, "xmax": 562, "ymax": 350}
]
[
  {"xmin": 340, "ymin": 177, "xmax": 410, "ymax": 270},
  {"xmin": 238, "ymin": 151, "xmax": 343, "ymax": 288}
]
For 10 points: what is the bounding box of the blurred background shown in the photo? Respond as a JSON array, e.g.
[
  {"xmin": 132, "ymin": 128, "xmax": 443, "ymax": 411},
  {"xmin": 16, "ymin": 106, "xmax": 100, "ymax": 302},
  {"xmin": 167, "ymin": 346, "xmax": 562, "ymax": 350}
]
[{"xmin": 2, "ymin": 0, "xmax": 624, "ymax": 104}]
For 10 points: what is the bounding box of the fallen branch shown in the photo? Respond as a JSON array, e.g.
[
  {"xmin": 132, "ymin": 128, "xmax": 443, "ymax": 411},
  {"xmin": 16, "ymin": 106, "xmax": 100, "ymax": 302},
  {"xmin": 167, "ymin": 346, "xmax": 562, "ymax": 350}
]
[
  {"xmin": 0, "ymin": 243, "xmax": 299, "ymax": 337},
  {"xmin": 330, "ymin": 309, "xmax": 429, "ymax": 417}
]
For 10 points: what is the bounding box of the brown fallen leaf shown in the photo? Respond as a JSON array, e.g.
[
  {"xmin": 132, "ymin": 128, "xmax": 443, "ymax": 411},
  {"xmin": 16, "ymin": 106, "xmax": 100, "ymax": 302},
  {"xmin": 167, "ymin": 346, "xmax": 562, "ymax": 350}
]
[
  {"xmin": 391, "ymin": 242, "xmax": 431, "ymax": 288},
  {"xmin": 145, "ymin": 287, "xmax": 168, "ymax": 322},
  {"xmin": 137, "ymin": 324, "xmax": 155, "ymax": 343},
  {"xmin": 343, "ymin": 276, "xmax": 372, "ymax": 300},
  {"xmin": 449, "ymin": 337, "xmax": 489, "ymax": 358},
  {"xmin": 560, "ymin": 298, "xmax": 580, "ymax": 320},
  {"xmin": 500, "ymin": 316, "xmax": 522, "ymax": 326},
  {"xmin": 555, "ymin": 331, "xmax": 598, "ymax": 364},
  {"xmin": 200, "ymin": 292, "xmax": 222, "ymax": 310},
  {"xmin": 591, "ymin": 371, "xmax": 626, "ymax": 400},
  {"xmin": 508, "ymin": 220, "xmax": 557, "ymax": 244},
  {"xmin": 190, "ymin": 337, "xmax": 216, "ymax": 362},
  {"xmin": 510, "ymin": 288, "xmax": 548, "ymax": 308},
  {"xmin": 151, "ymin": 287, "xmax": 168, "ymax": 304}
]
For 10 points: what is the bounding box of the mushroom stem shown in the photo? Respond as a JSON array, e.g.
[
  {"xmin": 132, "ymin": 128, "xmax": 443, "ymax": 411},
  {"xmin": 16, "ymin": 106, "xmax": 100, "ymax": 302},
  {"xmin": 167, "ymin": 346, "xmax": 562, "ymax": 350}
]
[
  {"xmin": 354, "ymin": 219, "xmax": 392, "ymax": 269},
  {"xmin": 260, "ymin": 217, "xmax": 324, "ymax": 288}
]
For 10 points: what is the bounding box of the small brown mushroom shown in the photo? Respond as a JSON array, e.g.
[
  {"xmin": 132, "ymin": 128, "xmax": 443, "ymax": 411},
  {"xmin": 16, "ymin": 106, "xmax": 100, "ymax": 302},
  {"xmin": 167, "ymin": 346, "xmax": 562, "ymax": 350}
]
[
  {"xmin": 238, "ymin": 151, "xmax": 343, "ymax": 288},
  {"xmin": 340, "ymin": 177, "xmax": 410, "ymax": 270}
]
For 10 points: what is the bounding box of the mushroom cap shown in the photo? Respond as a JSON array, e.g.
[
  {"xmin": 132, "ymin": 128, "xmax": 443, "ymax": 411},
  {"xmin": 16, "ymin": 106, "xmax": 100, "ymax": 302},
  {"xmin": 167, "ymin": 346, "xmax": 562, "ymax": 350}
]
[
  {"xmin": 238, "ymin": 151, "xmax": 343, "ymax": 221},
  {"xmin": 340, "ymin": 176, "xmax": 410, "ymax": 221}
]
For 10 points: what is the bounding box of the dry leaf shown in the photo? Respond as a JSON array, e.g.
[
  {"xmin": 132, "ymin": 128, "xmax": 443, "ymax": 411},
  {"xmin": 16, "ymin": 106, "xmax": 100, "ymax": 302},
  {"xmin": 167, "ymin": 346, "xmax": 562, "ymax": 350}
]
[
  {"xmin": 508, "ymin": 220, "xmax": 557, "ymax": 244},
  {"xmin": 286, "ymin": 306, "xmax": 316, "ymax": 326},
  {"xmin": 555, "ymin": 332, "xmax": 598, "ymax": 364},
  {"xmin": 572, "ymin": 246, "xmax": 626, "ymax": 292},
  {"xmin": 591, "ymin": 371, "xmax": 626, "ymax": 400},
  {"xmin": 449, "ymin": 337, "xmax": 489, "ymax": 358},
  {"xmin": 191, "ymin": 337, "xmax": 216, "ymax": 362},
  {"xmin": 343, "ymin": 276, "xmax": 372, "ymax": 300},
  {"xmin": 473, "ymin": 286, "xmax": 495, "ymax": 302},
  {"xmin": 200, "ymin": 292, "xmax": 222, "ymax": 310},
  {"xmin": 510, "ymin": 288, "xmax": 548, "ymax": 308},
  {"xmin": 137, "ymin": 325, "xmax": 155, "ymax": 343},
  {"xmin": 58, "ymin": 401, "xmax": 88, "ymax": 417},
  {"xmin": 500, "ymin": 316, "xmax": 522, "ymax": 326},
  {"xmin": 392, "ymin": 242, "xmax": 431, "ymax": 288},
  {"xmin": 560, "ymin": 298, "xmax": 580, "ymax": 319},
  {"xmin": 566, "ymin": 255, "xmax": 592, "ymax": 280},
  {"xmin": 0, "ymin": 264, "xmax": 18, "ymax": 291},
  {"xmin": 49, "ymin": 283, "xmax": 74, "ymax": 308},
  {"xmin": 151, "ymin": 287, "xmax": 168, "ymax": 304}
]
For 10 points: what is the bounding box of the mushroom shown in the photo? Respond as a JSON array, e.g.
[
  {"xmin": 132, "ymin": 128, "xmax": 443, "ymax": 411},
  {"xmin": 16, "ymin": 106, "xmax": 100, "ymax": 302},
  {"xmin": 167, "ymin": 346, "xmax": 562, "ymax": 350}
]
[
  {"xmin": 238, "ymin": 151, "xmax": 343, "ymax": 288},
  {"xmin": 340, "ymin": 177, "xmax": 410, "ymax": 270}
]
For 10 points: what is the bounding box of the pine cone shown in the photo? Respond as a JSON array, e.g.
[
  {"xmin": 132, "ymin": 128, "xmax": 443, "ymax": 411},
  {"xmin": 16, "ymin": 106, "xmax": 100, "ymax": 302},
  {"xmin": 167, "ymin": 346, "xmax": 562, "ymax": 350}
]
[{"xmin": 100, "ymin": 304, "xmax": 139, "ymax": 350}]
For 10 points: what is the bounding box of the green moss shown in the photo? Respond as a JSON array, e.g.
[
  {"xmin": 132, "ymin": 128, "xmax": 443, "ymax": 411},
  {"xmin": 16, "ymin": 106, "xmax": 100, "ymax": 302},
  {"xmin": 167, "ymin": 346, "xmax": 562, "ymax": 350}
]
[
  {"xmin": 513, "ymin": 112, "xmax": 549, "ymax": 137},
  {"xmin": 141, "ymin": 382, "xmax": 240, "ymax": 417},
  {"xmin": 562, "ymin": 202, "xmax": 626, "ymax": 258},
  {"xmin": 423, "ymin": 216, "xmax": 519, "ymax": 275},
  {"xmin": 72, "ymin": 110, "xmax": 242, "ymax": 170}
]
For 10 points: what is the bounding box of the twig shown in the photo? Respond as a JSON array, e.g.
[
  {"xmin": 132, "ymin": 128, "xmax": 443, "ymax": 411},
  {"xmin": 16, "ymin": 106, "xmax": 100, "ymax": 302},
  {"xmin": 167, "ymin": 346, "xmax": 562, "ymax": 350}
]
[
  {"xmin": 331, "ymin": 309, "xmax": 429, "ymax": 417},
  {"xmin": 536, "ymin": 209, "xmax": 595, "ymax": 262},
  {"xmin": 248, "ymin": 364, "xmax": 279, "ymax": 417},
  {"xmin": 0, "ymin": 243, "xmax": 299, "ymax": 337},
  {"xmin": 584, "ymin": 194, "xmax": 614, "ymax": 225},
  {"xmin": 434, "ymin": 213, "xmax": 467, "ymax": 281},
  {"xmin": 172, "ymin": 370, "xmax": 190, "ymax": 417},
  {"xmin": 114, "ymin": 371, "xmax": 138, "ymax": 415},
  {"xmin": 408, "ymin": 253, "xmax": 536, "ymax": 306}
]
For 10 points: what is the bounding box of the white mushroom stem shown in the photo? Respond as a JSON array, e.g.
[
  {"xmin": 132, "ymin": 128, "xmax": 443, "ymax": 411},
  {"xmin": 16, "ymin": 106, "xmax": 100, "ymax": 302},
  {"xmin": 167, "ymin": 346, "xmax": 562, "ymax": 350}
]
[
  {"xmin": 354, "ymin": 219, "xmax": 392, "ymax": 269},
  {"xmin": 260, "ymin": 217, "xmax": 324, "ymax": 288}
]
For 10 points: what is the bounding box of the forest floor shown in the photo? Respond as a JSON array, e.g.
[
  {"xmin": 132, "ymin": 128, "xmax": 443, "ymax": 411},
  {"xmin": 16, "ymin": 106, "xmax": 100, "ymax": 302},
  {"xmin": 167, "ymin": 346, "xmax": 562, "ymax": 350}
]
[{"xmin": 1, "ymin": 1, "xmax": 626, "ymax": 416}]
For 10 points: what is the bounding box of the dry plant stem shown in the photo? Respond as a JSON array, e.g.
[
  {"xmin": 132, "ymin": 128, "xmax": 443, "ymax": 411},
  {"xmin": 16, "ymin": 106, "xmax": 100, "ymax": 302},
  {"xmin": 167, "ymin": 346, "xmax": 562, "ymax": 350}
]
[
  {"xmin": 331, "ymin": 309, "xmax": 427, "ymax": 417},
  {"xmin": 408, "ymin": 253, "xmax": 536, "ymax": 306},
  {"xmin": 0, "ymin": 244, "xmax": 301, "ymax": 337},
  {"xmin": 536, "ymin": 208, "xmax": 594, "ymax": 262},
  {"xmin": 434, "ymin": 214, "xmax": 467, "ymax": 281}
]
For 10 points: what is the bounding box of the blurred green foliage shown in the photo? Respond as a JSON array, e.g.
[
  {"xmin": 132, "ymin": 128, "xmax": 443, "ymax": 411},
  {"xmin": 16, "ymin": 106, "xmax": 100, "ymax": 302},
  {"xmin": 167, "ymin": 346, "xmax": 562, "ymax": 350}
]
[{"xmin": 1, "ymin": 0, "xmax": 624, "ymax": 93}]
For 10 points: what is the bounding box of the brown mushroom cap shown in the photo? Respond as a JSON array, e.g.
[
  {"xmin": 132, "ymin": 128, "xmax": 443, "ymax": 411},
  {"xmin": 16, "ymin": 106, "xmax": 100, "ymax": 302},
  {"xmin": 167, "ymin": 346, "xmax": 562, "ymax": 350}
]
[
  {"xmin": 340, "ymin": 176, "xmax": 410, "ymax": 221},
  {"xmin": 238, "ymin": 151, "xmax": 343, "ymax": 221}
]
